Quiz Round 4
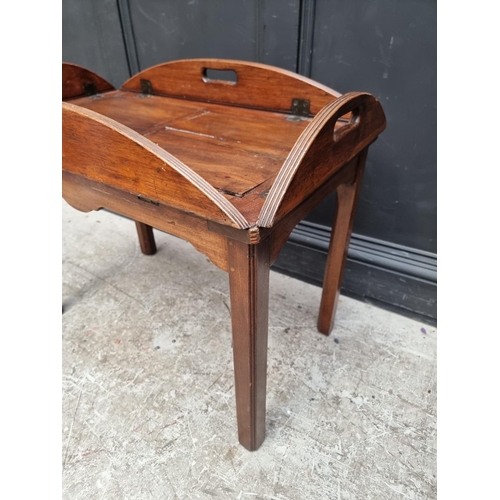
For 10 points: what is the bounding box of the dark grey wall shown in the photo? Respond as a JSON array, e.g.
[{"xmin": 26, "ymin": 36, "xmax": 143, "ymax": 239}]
[
  {"xmin": 62, "ymin": 0, "xmax": 436, "ymax": 321},
  {"xmin": 62, "ymin": 0, "xmax": 130, "ymax": 87},
  {"xmin": 128, "ymin": 0, "xmax": 300, "ymax": 72},
  {"xmin": 305, "ymin": 0, "xmax": 437, "ymax": 253}
]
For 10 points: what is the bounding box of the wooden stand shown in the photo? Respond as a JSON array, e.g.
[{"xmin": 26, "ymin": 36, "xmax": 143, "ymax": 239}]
[{"xmin": 62, "ymin": 59, "xmax": 386, "ymax": 451}]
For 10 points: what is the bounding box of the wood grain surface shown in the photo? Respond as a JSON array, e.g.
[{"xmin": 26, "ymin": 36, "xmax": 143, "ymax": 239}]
[
  {"xmin": 63, "ymin": 62, "xmax": 114, "ymax": 100},
  {"xmin": 122, "ymin": 58, "xmax": 340, "ymax": 114},
  {"xmin": 62, "ymin": 102, "xmax": 249, "ymax": 229},
  {"xmin": 228, "ymin": 237, "xmax": 271, "ymax": 451},
  {"xmin": 318, "ymin": 149, "xmax": 369, "ymax": 335},
  {"xmin": 258, "ymin": 92, "xmax": 386, "ymax": 228},
  {"xmin": 69, "ymin": 91, "xmax": 310, "ymax": 198},
  {"xmin": 135, "ymin": 222, "xmax": 157, "ymax": 256},
  {"xmin": 63, "ymin": 171, "xmax": 230, "ymax": 271}
]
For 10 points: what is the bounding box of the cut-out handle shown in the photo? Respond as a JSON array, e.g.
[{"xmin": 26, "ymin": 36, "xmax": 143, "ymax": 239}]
[
  {"xmin": 202, "ymin": 68, "xmax": 238, "ymax": 85},
  {"xmin": 257, "ymin": 92, "xmax": 387, "ymax": 228},
  {"xmin": 333, "ymin": 106, "xmax": 361, "ymax": 142}
]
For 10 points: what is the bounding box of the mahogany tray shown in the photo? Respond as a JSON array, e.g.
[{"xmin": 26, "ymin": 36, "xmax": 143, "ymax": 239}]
[{"xmin": 62, "ymin": 59, "xmax": 386, "ymax": 451}]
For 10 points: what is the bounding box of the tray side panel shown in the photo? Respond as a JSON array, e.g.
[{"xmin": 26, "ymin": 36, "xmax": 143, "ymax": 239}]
[
  {"xmin": 62, "ymin": 102, "xmax": 249, "ymax": 228},
  {"xmin": 63, "ymin": 62, "xmax": 115, "ymax": 100},
  {"xmin": 258, "ymin": 93, "xmax": 387, "ymax": 227},
  {"xmin": 121, "ymin": 59, "xmax": 340, "ymax": 115}
]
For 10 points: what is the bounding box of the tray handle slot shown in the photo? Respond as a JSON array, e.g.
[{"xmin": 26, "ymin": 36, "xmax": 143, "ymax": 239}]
[
  {"xmin": 202, "ymin": 68, "xmax": 238, "ymax": 85},
  {"xmin": 121, "ymin": 59, "xmax": 341, "ymax": 115},
  {"xmin": 257, "ymin": 92, "xmax": 387, "ymax": 227}
]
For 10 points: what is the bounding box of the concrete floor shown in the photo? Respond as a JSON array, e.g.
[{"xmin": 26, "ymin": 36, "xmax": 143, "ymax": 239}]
[{"xmin": 62, "ymin": 201, "xmax": 437, "ymax": 500}]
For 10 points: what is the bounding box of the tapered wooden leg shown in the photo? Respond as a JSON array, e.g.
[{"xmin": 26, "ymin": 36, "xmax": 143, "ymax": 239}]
[
  {"xmin": 228, "ymin": 237, "xmax": 270, "ymax": 451},
  {"xmin": 135, "ymin": 221, "xmax": 157, "ymax": 255},
  {"xmin": 318, "ymin": 149, "xmax": 368, "ymax": 335}
]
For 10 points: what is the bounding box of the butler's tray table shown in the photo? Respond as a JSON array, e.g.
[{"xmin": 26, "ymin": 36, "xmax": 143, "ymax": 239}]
[{"xmin": 62, "ymin": 59, "xmax": 386, "ymax": 451}]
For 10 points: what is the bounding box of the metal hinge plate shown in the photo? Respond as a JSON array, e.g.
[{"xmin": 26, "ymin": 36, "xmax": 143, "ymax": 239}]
[
  {"xmin": 291, "ymin": 98, "xmax": 310, "ymax": 117},
  {"xmin": 138, "ymin": 194, "xmax": 159, "ymax": 206},
  {"xmin": 83, "ymin": 82, "xmax": 97, "ymax": 96},
  {"xmin": 140, "ymin": 79, "xmax": 153, "ymax": 95}
]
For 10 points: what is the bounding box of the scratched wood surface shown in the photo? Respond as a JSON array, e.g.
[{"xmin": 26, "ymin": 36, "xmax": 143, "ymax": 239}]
[
  {"xmin": 66, "ymin": 89, "xmax": 368, "ymax": 224},
  {"xmin": 62, "ymin": 203, "xmax": 437, "ymax": 499},
  {"xmin": 69, "ymin": 90, "xmax": 312, "ymax": 198}
]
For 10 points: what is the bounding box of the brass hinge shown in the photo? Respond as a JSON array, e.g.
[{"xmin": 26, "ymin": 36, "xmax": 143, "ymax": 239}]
[
  {"xmin": 140, "ymin": 79, "xmax": 153, "ymax": 95},
  {"xmin": 138, "ymin": 194, "xmax": 159, "ymax": 206},
  {"xmin": 291, "ymin": 98, "xmax": 310, "ymax": 117},
  {"xmin": 83, "ymin": 82, "xmax": 97, "ymax": 96}
]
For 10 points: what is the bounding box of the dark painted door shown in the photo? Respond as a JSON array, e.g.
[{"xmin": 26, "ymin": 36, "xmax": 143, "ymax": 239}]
[
  {"xmin": 62, "ymin": 0, "xmax": 437, "ymax": 321},
  {"xmin": 307, "ymin": 0, "xmax": 437, "ymax": 253}
]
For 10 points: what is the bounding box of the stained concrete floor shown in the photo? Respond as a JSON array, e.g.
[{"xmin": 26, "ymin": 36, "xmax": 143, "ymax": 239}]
[{"xmin": 62, "ymin": 201, "xmax": 437, "ymax": 500}]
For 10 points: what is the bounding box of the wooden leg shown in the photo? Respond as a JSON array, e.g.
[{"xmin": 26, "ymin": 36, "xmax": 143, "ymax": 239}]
[
  {"xmin": 135, "ymin": 221, "xmax": 157, "ymax": 255},
  {"xmin": 318, "ymin": 149, "xmax": 368, "ymax": 335},
  {"xmin": 228, "ymin": 237, "xmax": 270, "ymax": 451}
]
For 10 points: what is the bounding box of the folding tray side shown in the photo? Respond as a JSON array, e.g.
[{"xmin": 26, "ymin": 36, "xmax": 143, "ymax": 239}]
[
  {"xmin": 62, "ymin": 62, "xmax": 115, "ymax": 100},
  {"xmin": 62, "ymin": 102, "xmax": 249, "ymax": 229},
  {"xmin": 257, "ymin": 92, "xmax": 387, "ymax": 228},
  {"xmin": 121, "ymin": 58, "xmax": 340, "ymax": 115}
]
